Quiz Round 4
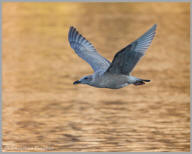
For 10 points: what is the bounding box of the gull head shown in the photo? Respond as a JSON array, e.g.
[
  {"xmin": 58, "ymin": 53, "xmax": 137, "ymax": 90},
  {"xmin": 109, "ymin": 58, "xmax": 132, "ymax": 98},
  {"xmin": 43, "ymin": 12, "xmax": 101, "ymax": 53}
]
[{"xmin": 73, "ymin": 75, "xmax": 93, "ymax": 85}]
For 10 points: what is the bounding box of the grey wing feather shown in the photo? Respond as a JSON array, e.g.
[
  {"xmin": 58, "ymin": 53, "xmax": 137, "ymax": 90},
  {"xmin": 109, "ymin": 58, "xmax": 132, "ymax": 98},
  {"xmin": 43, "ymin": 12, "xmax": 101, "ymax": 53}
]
[
  {"xmin": 106, "ymin": 24, "xmax": 157, "ymax": 75},
  {"xmin": 68, "ymin": 26, "xmax": 111, "ymax": 72}
]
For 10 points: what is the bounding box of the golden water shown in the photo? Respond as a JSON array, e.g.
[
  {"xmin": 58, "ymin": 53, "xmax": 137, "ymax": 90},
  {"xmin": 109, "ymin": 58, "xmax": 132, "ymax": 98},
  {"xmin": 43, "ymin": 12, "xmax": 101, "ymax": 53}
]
[{"xmin": 2, "ymin": 2, "xmax": 190, "ymax": 152}]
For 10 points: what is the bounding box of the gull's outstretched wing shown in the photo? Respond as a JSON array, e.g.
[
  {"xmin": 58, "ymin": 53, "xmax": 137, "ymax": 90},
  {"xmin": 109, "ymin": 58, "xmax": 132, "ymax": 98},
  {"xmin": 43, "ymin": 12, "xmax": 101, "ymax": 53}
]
[
  {"xmin": 106, "ymin": 24, "xmax": 157, "ymax": 75},
  {"xmin": 68, "ymin": 26, "xmax": 111, "ymax": 72}
]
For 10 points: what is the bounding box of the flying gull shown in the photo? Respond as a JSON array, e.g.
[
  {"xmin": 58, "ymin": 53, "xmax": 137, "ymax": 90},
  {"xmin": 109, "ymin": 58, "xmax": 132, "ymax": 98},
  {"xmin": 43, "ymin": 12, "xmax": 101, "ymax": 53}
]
[{"xmin": 68, "ymin": 24, "xmax": 157, "ymax": 89}]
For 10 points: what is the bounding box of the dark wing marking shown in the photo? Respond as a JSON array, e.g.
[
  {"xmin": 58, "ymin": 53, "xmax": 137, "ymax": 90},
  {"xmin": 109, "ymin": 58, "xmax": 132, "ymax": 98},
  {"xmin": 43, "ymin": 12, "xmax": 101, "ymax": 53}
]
[{"xmin": 106, "ymin": 24, "xmax": 157, "ymax": 75}]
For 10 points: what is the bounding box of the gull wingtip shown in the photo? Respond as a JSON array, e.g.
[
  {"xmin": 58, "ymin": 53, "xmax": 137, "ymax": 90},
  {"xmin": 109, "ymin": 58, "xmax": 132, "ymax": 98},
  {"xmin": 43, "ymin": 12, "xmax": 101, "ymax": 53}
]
[
  {"xmin": 153, "ymin": 24, "xmax": 157, "ymax": 29},
  {"xmin": 69, "ymin": 26, "xmax": 78, "ymax": 32}
]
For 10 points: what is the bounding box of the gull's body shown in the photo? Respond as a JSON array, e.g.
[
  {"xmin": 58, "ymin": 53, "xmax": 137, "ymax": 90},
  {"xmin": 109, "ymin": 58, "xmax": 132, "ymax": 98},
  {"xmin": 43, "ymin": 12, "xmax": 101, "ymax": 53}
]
[
  {"xmin": 88, "ymin": 72, "xmax": 137, "ymax": 89},
  {"xmin": 68, "ymin": 25, "xmax": 157, "ymax": 89}
]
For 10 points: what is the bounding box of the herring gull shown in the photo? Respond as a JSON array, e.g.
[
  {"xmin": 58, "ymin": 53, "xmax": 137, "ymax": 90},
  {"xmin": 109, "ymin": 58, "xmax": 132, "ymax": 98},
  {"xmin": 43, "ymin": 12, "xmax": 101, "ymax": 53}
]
[{"xmin": 68, "ymin": 24, "xmax": 157, "ymax": 89}]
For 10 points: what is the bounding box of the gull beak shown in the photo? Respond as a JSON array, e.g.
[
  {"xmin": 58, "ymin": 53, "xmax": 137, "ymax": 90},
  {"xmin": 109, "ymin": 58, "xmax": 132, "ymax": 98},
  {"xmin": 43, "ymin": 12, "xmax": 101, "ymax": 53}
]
[{"xmin": 73, "ymin": 80, "xmax": 81, "ymax": 85}]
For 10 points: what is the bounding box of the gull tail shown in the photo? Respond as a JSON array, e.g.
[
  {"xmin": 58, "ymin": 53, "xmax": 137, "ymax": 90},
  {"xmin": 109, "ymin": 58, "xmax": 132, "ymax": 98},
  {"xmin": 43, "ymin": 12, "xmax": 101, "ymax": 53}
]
[{"xmin": 133, "ymin": 79, "xmax": 150, "ymax": 86}]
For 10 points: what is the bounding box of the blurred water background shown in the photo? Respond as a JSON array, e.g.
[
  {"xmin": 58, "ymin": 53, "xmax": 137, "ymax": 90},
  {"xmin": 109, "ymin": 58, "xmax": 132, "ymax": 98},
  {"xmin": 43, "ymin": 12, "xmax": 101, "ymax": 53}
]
[{"xmin": 2, "ymin": 2, "xmax": 190, "ymax": 152}]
